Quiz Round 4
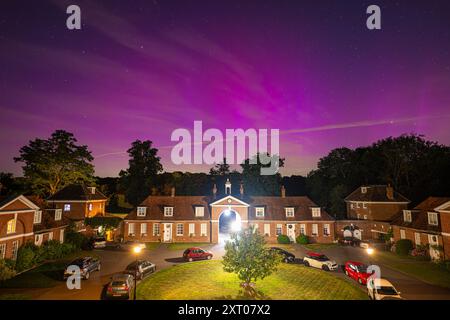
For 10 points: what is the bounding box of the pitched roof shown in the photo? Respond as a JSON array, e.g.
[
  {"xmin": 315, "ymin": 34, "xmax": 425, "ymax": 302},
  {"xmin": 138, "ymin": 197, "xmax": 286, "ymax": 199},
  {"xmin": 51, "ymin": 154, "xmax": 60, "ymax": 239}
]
[
  {"xmin": 47, "ymin": 184, "xmax": 107, "ymax": 201},
  {"xmin": 345, "ymin": 185, "xmax": 409, "ymax": 203},
  {"xmin": 247, "ymin": 196, "xmax": 334, "ymax": 221},
  {"xmin": 391, "ymin": 197, "xmax": 450, "ymax": 233},
  {"xmin": 125, "ymin": 196, "xmax": 212, "ymax": 221}
]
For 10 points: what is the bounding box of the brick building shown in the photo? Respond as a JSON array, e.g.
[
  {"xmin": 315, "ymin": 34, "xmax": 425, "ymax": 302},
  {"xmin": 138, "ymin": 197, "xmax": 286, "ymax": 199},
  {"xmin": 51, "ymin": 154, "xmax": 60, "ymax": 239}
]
[{"xmin": 123, "ymin": 181, "xmax": 335, "ymax": 244}]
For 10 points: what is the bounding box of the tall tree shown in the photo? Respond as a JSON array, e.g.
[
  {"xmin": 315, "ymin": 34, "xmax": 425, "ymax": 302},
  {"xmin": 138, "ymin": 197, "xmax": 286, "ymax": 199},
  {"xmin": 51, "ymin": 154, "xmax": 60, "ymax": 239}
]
[
  {"xmin": 209, "ymin": 158, "xmax": 230, "ymax": 176},
  {"xmin": 240, "ymin": 153, "xmax": 284, "ymax": 195},
  {"xmin": 14, "ymin": 130, "xmax": 94, "ymax": 196},
  {"xmin": 119, "ymin": 140, "xmax": 163, "ymax": 206}
]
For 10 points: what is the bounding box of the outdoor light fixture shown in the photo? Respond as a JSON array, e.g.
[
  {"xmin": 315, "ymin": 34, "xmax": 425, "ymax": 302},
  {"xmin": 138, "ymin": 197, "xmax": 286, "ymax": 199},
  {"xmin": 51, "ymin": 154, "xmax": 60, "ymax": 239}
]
[
  {"xmin": 133, "ymin": 245, "xmax": 142, "ymax": 254},
  {"xmin": 366, "ymin": 248, "xmax": 374, "ymax": 255},
  {"xmin": 132, "ymin": 245, "xmax": 142, "ymax": 300}
]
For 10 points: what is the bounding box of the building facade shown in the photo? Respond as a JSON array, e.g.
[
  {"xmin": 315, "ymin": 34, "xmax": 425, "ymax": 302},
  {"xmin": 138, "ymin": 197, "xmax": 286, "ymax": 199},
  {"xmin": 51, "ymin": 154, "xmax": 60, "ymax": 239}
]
[{"xmin": 123, "ymin": 182, "xmax": 335, "ymax": 244}]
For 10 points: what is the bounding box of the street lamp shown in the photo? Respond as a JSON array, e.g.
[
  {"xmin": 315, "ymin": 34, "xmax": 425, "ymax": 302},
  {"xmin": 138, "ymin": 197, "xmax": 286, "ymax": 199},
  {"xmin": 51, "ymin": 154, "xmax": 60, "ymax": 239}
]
[{"xmin": 133, "ymin": 245, "xmax": 142, "ymax": 300}]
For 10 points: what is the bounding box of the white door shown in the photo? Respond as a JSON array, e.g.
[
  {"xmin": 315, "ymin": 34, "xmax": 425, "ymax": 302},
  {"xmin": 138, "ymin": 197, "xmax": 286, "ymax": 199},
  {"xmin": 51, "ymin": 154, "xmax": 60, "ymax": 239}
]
[
  {"xmin": 163, "ymin": 223, "xmax": 172, "ymax": 242},
  {"xmin": 428, "ymin": 234, "xmax": 440, "ymax": 260},
  {"xmin": 287, "ymin": 224, "xmax": 296, "ymax": 242}
]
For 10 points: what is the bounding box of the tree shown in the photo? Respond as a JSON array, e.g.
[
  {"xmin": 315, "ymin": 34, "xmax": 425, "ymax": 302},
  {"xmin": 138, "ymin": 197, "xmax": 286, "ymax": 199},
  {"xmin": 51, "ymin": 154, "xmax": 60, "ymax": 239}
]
[
  {"xmin": 0, "ymin": 259, "xmax": 16, "ymax": 281},
  {"xmin": 119, "ymin": 140, "xmax": 163, "ymax": 206},
  {"xmin": 222, "ymin": 226, "xmax": 281, "ymax": 297},
  {"xmin": 14, "ymin": 130, "xmax": 94, "ymax": 196},
  {"xmin": 209, "ymin": 158, "xmax": 230, "ymax": 176}
]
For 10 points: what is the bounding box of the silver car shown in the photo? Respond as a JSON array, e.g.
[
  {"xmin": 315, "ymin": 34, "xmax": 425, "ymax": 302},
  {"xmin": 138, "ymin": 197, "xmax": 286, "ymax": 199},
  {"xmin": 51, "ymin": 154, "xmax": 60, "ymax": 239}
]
[{"xmin": 105, "ymin": 274, "xmax": 135, "ymax": 299}]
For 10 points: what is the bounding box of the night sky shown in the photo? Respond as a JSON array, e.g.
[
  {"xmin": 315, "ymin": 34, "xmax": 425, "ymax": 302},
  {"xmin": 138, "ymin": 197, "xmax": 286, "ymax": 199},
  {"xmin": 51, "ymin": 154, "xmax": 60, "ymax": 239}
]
[{"xmin": 1, "ymin": 0, "xmax": 450, "ymax": 176}]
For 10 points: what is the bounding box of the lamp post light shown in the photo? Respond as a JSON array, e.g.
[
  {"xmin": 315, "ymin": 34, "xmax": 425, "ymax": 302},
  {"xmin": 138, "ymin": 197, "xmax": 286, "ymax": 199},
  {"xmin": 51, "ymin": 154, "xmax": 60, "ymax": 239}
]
[
  {"xmin": 133, "ymin": 245, "xmax": 142, "ymax": 300},
  {"xmin": 366, "ymin": 247, "xmax": 374, "ymax": 266}
]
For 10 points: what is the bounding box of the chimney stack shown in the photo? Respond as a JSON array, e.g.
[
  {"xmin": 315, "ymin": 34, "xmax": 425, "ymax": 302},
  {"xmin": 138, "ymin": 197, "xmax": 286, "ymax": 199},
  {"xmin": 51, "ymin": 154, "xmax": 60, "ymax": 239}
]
[
  {"xmin": 212, "ymin": 183, "xmax": 217, "ymax": 199},
  {"xmin": 240, "ymin": 182, "xmax": 244, "ymax": 198},
  {"xmin": 171, "ymin": 186, "xmax": 176, "ymax": 197},
  {"xmin": 386, "ymin": 185, "xmax": 394, "ymax": 200},
  {"xmin": 281, "ymin": 185, "xmax": 286, "ymax": 198}
]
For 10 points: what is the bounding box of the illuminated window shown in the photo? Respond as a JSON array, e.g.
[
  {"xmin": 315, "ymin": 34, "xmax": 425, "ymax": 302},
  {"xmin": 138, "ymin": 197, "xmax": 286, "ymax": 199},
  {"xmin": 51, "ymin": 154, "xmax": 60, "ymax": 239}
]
[
  {"xmin": 189, "ymin": 223, "xmax": 195, "ymax": 235},
  {"xmin": 255, "ymin": 207, "xmax": 265, "ymax": 217},
  {"xmin": 285, "ymin": 207, "xmax": 294, "ymax": 217},
  {"xmin": 264, "ymin": 224, "xmax": 270, "ymax": 236},
  {"xmin": 195, "ymin": 207, "xmax": 204, "ymax": 217},
  {"xmin": 276, "ymin": 224, "xmax": 282, "ymax": 235},
  {"xmin": 312, "ymin": 224, "xmax": 318, "ymax": 236},
  {"xmin": 400, "ymin": 229, "xmax": 406, "ymax": 239},
  {"xmin": 55, "ymin": 209, "xmax": 62, "ymax": 221},
  {"xmin": 11, "ymin": 241, "xmax": 19, "ymax": 260},
  {"xmin": 311, "ymin": 208, "xmax": 321, "ymax": 217},
  {"xmin": 137, "ymin": 207, "xmax": 147, "ymax": 217},
  {"xmin": 414, "ymin": 232, "xmax": 421, "ymax": 245},
  {"xmin": 64, "ymin": 204, "xmax": 71, "ymax": 211},
  {"xmin": 7, "ymin": 219, "xmax": 16, "ymax": 234},
  {"xmin": 201, "ymin": 223, "xmax": 207, "ymax": 236},
  {"xmin": 140, "ymin": 223, "xmax": 147, "ymax": 235},
  {"xmin": 164, "ymin": 207, "xmax": 173, "ymax": 217},
  {"xmin": 88, "ymin": 203, "xmax": 93, "ymax": 211},
  {"xmin": 0, "ymin": 243, "xmax": 6, "ymax": 259},
  {"xmin": 323, "ymin": 224, "xmax": 330, "ymax": 236},
  {"xmin": 34, "ymin": 210, "xmax": 42, "ymax": 224},
  {"xmin": 128, "ymin": 223, "xmax": 135, "ymax": 235},
  {"xmin": 176, "ymin": 223, "xmax": 184, "ymax": 236},
  {"xmin": 428, "ymin": 212, "xmax": 438, "ymax": 226},
  {"xmin": 300, "ymin": 224, "xmax": 306, "ymax": 235},
  {"xmin": 153, "ymin": 223, "xmax": 160, "ymax": 236}
]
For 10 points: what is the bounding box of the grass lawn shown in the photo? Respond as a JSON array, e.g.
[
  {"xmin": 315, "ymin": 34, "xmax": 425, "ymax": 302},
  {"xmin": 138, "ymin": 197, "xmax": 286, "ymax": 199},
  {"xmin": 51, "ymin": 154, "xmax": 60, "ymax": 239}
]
[
  {"xmin": 137, "ymin": 260, "xmax": 367, "ymax": 300},
  {"xmin": 0, "ymin": 250, "xmax": 96, "ymax": 289},
  {"xmin": 145, "ymin": 242, "xmax": 161, "ymax": 250},
  {"xmin": 373, "ymin": 251, "xmax": 450, "ymax": 289},
  {"xmin": 166, "ymin": 242, "xmax": 212, "ymax": 251},
  {"xmin": 301, "ymin": 243, "xmax": 339, "ymax": 251},
  {"xmin": 0, "ymin": 293, "xmax": 32, "ymax": 300}
]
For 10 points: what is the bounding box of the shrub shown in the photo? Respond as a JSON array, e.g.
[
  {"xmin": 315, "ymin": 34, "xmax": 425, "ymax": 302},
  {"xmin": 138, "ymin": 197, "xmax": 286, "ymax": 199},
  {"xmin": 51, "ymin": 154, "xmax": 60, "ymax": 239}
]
[
  {"xmin": 411, "ymin": 244, "xmax": 430, "ymax": 260},
  {"xmin": 395, "ymin": 239, "xmax": 413, "ymax": 256},
  {"xmin": 0, "ymin": 259, "xmax": 16, "ymax": 281},
  {"xmin": 65, "ymin": 231, "xmax": 90, "ymax": 250},
  {"xmin": 296, "ymin": 234, "xmax": 309, "ymax": 245},
  {"xmin": 277, "ymin": 234, "xmax": 291, "ymax": 244},
  {"xmin": 15, "ymin": 243, "xmax": 38, "ymax": 272}
]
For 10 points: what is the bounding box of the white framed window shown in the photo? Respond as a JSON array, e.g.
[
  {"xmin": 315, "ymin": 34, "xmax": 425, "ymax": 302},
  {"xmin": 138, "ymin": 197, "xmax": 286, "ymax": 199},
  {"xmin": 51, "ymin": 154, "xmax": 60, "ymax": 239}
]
[
  {"xmin": 414, "ymin": 232, "xmax": 421, "ymax": 245},
  {"xmin": 264, "ymin": 224, "xmax": 270, "ymax": 236},
  {"xmin": 350, "ymin": 203, "xmax": 355, "ymax": 209},
  {"xmin": 361, "ymin": 187, "xmax": 367, "ymax": 193},
  {"xmin": 34, "ymin": 210, "xmax": 42, "ymax": 224},
  {"xmin": 201, "ymin": 223, "xmax": 207, "ymax": 236},
  {"xmin": 128, "ymin": 223, "xmax": 135, "ymax": 235},
  {"xmin": 141, "ymin": 223, "xmax": 147, "ymax": 235},
  {"xmin": 400, "ymin": 229, "xmax": 406, "ymax": 239},
  {"xmin": 300, "ymin": 224, "xmax": 306, "ymax": 235},
  {"xmin": 189, "ymin": 223, "xmax": 195, "ymax": 236},
  {"xmin": 176, "ymin": 223, "xmax": 184, "ymax": 236},
  {"xmin": 11, "ymin": 240, "xmax": 19, "ymax": 260},
  {"xmin": 363, "ymin": 215, "xmax": 368, "ymax": 220},
  {"xmin": 363, "ymin": 203, "xmax": 367, "ymax": 209},
  {"xmin": 428, "ymin": 212, "xmax": 438, "ymax": 226},
  {"xmin": 276, "ymin": 224, "xmax": 282, "ymax": 235},
  {"xmin": 7, "ymin": 218, "xmax": 16, "ymax": 234},
  {"xmin": 55, "ymin": 209, "xmax": 62, "ymax": 221},
  {"xmin": 137, "ymin": 207, "xmax": 147, "ymax": 217},
  {"xmin": 255, "ymin": 207, "xmax": 265, "ymax": 217},
  {"xmin": 323, "ymin": 224, "xmax": 330, "ymax": 236},
  {"xmin": 153, "ymin": 223, "xmax": 160, "ymax": 236},
  {"xmin": 48, "ymin": 232, "xmax": 53, "ymax": 241},
  {"xmin": 356, "ymin": 202, "xmax": 361, "ymax": 209},
  {"xmin": 195, "ymin": 207, "xmax": 204, "ymax": 217},
  {"xmin": 403, "ymin": 210, "xmax": 412, "ymax": 223},
  {"xmin": 60, "ymin": 229, "xmax": 64, "ymax": 243},
  {"xmin": 312, "ymin": 224, "xmax": 318, "ymax": 236},
  {"xmin": 311, "ymin": 207, "xmax": 321, "ymax": 217},
  {"xmin": 164, "ymin": 206, "xmax": 174, "ymax": 217},
  {"xmin": 285, "ymin": 207, "xmax": 295, "ymax": 217},
  {"xmin": 34, "ymin": 234, "xmax": 43, "ymax": 246},
  {"xmin": 0, "ymin": 243, "xmax": 6, "ymax": 259},
  {"xmin": 357, "ymin": 214, "xmax": 361, "ymax": 219},
  {"xmin": 88, "ymin": 187, "xmax": 96, "ymax": 194},
  {"xmin": 64, "ymin": 204, "xmax": 71, "ymax": 212},
  {"xmin": 88, "ymin": 203, "xmax": 93, "ymax": 211}
]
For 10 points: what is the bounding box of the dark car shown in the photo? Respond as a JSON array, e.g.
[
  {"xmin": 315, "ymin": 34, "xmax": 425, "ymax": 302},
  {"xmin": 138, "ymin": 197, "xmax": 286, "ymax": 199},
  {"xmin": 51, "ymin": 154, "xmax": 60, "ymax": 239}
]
[
  {"xmin": 105, "ymin": 274, "xmax": 135, "ymax": 300},
  {"xmin": 64, "ymin": 257, "xmax": 101, "ymax": 280},
  {"xmin": 270, "ymin": 247, "xmax": 295, "ymax": 263},
  {"xmin": 183, "ymin": 247, "xmax": 213, "ymax": 262},
  {"xmin": 124, "ymin": 260, "xmax": 156, "ymax": 280}
]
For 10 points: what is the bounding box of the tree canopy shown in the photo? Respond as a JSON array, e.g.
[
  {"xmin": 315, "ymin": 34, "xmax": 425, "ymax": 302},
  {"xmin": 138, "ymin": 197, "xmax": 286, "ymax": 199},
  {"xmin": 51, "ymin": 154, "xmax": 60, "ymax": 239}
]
[{"xmin": 14, "ymin": 130, "xmax": 95, "ymax": 196}]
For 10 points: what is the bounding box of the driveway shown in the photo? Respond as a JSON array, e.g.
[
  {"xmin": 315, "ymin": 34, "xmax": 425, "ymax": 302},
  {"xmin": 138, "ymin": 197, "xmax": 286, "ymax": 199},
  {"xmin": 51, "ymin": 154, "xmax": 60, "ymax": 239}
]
[{"xmin": 13, "ymin": 242, "xmax": 450, "ymax": 300}]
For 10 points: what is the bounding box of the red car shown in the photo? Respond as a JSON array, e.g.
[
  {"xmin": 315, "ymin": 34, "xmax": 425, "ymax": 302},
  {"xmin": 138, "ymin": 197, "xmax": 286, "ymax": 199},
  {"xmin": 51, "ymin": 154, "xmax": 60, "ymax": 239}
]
[
  {"xmin": 344, "ymin": 261, "xmax": 373, "ymax": 285},
  {"xmin": 183, "ymin": 247, "xmax": 213, "ymax": 262}
]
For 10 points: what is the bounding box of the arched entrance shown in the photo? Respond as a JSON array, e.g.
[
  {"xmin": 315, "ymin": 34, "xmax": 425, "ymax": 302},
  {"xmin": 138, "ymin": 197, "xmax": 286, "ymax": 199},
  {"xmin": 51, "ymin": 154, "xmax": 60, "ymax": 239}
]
[{"xmin": 218, "ymin": 209, "xmax": 241, "ymax": 244}]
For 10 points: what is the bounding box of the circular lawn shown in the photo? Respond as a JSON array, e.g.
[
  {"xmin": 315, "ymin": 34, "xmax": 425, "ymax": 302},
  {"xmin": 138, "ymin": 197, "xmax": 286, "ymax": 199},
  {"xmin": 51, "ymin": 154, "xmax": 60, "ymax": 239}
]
[{"xmin": 137, "ymin": 260, "xmax": 368, "ymax": 300}]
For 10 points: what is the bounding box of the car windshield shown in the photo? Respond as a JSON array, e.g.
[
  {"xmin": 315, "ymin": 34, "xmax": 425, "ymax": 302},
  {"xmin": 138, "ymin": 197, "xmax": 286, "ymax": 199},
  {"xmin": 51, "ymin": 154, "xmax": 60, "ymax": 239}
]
[
  {"xmin": 70, "ymin": 259, "xmax": 86, "ymax": 266},
  {"xmin": 315, "ymin": 255, "xmax": 329, "ymax": 261},
  {"xmin": 357, "ymin": 265, "xmax": 368, "ymax": 273},
  {"xmin": 111, "ymin": 281, "xmax": 126, "ymax": 286},
  {"xmin": 377, "ymin": 286, "xmax": 398, "ymax": 295}
]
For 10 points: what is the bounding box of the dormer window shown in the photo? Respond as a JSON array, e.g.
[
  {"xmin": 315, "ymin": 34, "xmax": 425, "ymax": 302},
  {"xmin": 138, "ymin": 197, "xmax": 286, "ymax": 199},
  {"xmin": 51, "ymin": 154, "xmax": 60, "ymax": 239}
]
[
  {"xmin": 34, "ymin": 210, "xmax": 42, "ymax": 224},
  {"xmin": 255, "ymin": 207, "xmax": 265, "ymax": 217},
  {"xmin": 137, "ymin": 207, "xmax": 147, "ymax": 217},
  {"xmin": 403, "ymin": 210, "xmax": 412, "ymax": 223},
  {"xmin": 164, "ymin": 206, "xmax": 174, "ymax": 217},
  {"xmin": 428, "ymin": 212, "xmax": 438, "ymax": 226},
  {"xmin": 361, "ymin": 187, "xmax": 367, "ymax": 194},
  {"xmin": 285, "ymin": 207, "xmax": 294, "ymax": 217},
  {"xmin": 195, "ymin": 206, "xmax": 204, "ymax": 217},
  {"xmin": 311, "ymin": 207, "xmax": 321, "ymax": 217},
  {"xmin": 88, "ymin": 187, "xmax": 96, "ymax": 194},
  {"xmin": 55, "ymin": 209, "xmax": 62, "ymax": 221}
]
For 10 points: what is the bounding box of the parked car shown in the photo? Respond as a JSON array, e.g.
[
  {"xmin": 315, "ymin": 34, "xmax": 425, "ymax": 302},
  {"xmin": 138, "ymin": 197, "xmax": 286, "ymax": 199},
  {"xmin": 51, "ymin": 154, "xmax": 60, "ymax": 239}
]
[
  {"xmin": 344, "ymin": 261, "xmax": 373, "ymax": 285},
  {"xmin": 92, "ymin": 237, "xmax": 107, "ymax": 249},
  {"xmin": 302, "ymin": 252, "xmax": 338, "ymax": 271},
  {"xmin": 64, "ymin": 257, "xmax": 101, "ymax": 280},
  {"xmin": 367, "ymin": 278, "xmax": 402, "ymax": 300},
  {"xmin": 183, "ymin": 247, "xmax": 213, "ymax": 262},
  {"xmin": 105, "ymin": 273, "xmax": 135, "ymax": 300},
  {"xmin": 270, "ymin": 247, "xmax": 295, "ymax": 263},
  {"xmin": 124, "ymin": 260, "xmax": 156, "ymax": 280}
]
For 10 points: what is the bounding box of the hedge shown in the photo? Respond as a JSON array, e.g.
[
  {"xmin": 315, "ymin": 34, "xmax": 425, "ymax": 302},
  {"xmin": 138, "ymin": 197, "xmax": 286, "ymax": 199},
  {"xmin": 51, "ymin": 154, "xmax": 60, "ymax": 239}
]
[
  {"xmin": 0, "ymin": 259, "xmax": 16, "ymax": 281},
  {"xmin": 277, "ymin": 234, "xmax": 291, "ymax": 244},
  {"xmin": 395, "ymin": 239, "xmax": 413, "ymax": 256},
  {"xmin": 296, "ymin": 234, "xmax": 309, "ymax": 245}
]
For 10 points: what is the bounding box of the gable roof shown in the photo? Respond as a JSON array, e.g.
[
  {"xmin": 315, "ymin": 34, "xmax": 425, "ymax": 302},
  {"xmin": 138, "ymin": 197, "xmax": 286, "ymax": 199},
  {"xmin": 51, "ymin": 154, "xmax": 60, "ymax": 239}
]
[
  {"xmin": 0, "ymin": 194, "xmax": 41, "ymax": 211},
  {"xmin": 414, "ymin": 197, "xmax": 450, "ymax": 211},
  {"xmin": 345, "ymin": 185, "xmax": 409, "ymax": 203},
  {"xmin": 47, "ymin": 184, "xmax": 107, "ymax": 201}
]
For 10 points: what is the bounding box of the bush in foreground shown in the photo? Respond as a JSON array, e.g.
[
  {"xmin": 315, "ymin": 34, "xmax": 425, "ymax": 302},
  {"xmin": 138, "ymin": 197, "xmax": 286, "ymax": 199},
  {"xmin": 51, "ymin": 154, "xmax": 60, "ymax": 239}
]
[
  {"xmin": 296, "ymin": 234, "xmax": 309, "ymax": 244},
  {"xmin": 277, "ymin": 235, "xmax": 291, "ymax": 244},
  {"xmin": 395, "ymin": 239, "xmax": 413, "ymax": 256},
  {"xmin": 0, "ymin": 259, "xmax": 16, "ymax": 281}
]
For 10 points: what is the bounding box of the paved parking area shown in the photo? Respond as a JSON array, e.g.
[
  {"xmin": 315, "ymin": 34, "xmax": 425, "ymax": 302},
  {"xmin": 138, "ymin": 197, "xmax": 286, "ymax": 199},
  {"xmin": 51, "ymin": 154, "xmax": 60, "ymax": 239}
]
[{"xmin": 14, "ymin": 243, "xmax": 450, "ymax": 300}]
